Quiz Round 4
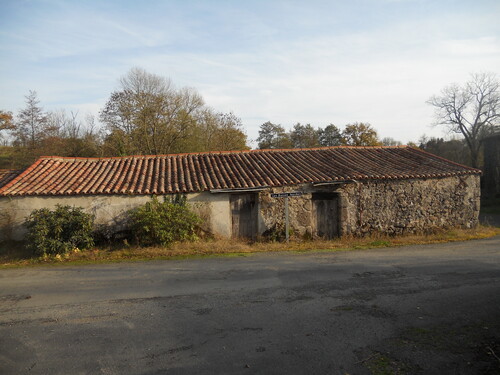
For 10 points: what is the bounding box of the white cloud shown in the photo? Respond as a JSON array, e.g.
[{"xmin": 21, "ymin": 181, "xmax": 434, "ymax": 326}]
[{"xmin": 1, "ymin": 0, "xmax": 499, "ymax": 147}]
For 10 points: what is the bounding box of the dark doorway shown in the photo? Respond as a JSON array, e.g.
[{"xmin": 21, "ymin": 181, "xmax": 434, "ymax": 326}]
[
  {"xmin": 230, "ymin": 193, "xmax": 258, "ymax": 239},
  {"xmin": 312, "ymin": 192, "xmax": 339, "ymax": 239}
]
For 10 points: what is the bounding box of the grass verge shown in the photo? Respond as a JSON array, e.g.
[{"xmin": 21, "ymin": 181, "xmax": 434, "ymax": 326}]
[{"xmin": 1, "ymin": 226, "xmax": 499, "ymax": 268}]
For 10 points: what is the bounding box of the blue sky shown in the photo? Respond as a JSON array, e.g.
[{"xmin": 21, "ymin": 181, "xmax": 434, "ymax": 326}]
[{"xmin": 1, "ymin": 0, "xmax": 499, "ymax": 146}]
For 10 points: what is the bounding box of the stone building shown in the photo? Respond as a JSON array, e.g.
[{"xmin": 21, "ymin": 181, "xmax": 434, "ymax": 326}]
[{"xmin": 0, "ymin": 146, "xmax": 481, "ymax": 241}]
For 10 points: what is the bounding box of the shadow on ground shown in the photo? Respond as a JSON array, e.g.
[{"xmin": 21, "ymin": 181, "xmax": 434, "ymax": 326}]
[{"xmin": 480, "ymin": 212, "xmax": 500, "ymax": 227}]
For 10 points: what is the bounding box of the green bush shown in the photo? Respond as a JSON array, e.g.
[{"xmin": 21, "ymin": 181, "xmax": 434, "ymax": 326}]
[
  {"xmin": 25, "ymin": 205, "xmax": 94, "ymax": 257},
  {"xmin": 128, "ymin": 195, "xmax": 201, "ymax": 246}
]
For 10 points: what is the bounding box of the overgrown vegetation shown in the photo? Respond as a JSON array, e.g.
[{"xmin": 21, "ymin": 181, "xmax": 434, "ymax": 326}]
[
  {"xmin": 2, "ymin": 226, "xmax": 498, "ymax": 268},
  {"xmin": 1, "ymin": 196, "xmax": 201, "ymax": 260},
  {"xmin": 128, "ymin": 195, "xmax": 201, "ymax": 247},
  {"xmin": 25, "ymin": 205, "xmax": 94, "ymax": 257}
]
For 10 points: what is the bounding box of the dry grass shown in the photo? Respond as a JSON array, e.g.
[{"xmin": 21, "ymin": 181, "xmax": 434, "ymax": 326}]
[{"xmin": 1, "ymin": 226, "xmax": 499, "ymax": 268}]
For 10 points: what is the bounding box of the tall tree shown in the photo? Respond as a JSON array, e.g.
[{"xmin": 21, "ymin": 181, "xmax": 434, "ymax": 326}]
[
  {"xmin": 341, "ymin": 122, "xmax": 381, "ymax": 146},
  {"xmin": 257, "ymin": 121, "xmax": 291, "ymax": 149},
  {"xmin": 0, "ymin": 110, "xmax": 14, "ymax": 132},
  {"xmin": 188, "ymin": 111, "xmax": 248, "ymax": 152},
  {"xmin": 427, "ymin": 72, "xmax": 500, "ymax": 168},
  {"xmin": 14, "ymin": 91, "xmax": 48, "ymax": 151},
  {"xmin": 317, "ymin": 124, "xmax": 342, "ymax": 146},
  {"xmin": 290, "ymin": 123, "xmax": 320, "ymax": 148},
  {"xmin": 100, "ymin": 67, "xmax": 247, "ymax": 155},
  {"xmin": 0, "ymin": 110, "xmax": 14, "ymax": 146},
  {"xmin": 207, "ymin": 112, "xmax": 248, "ymax": 151},
  {"xmin": 100, "ymin": 67, "xmax": 204, "ymax": 155}
]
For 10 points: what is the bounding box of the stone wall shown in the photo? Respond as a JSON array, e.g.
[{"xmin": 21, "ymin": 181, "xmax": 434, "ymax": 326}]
[
  {"xmin": 257, "ymin": 175, "xmax": 480, "ymax": 238},
  {"xmin": 339, "ymin": 174, "xmax": 480, "ymax": 236},
  {"xmin": 258, "ymin": 185, "xmax": 314, "ymax": 238}
]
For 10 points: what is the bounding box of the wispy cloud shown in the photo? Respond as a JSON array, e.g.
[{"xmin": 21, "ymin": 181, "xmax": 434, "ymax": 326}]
[{"xmin": 0, "ymin": 0, "xmax": 498, "ymax": 145}]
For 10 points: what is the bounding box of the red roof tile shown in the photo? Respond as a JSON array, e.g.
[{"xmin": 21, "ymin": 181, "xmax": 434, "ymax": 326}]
[
  {"xmin": 0, "ymin": 169, "xmax": 23, "ymax": 189},
  {"xmin": 0, "ymin": 147, "xmax": 481, "ymax": 196}
]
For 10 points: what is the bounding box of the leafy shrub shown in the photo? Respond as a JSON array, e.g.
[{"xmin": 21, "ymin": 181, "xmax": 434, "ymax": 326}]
[
  {"xmin": 25, "ymin": 205, "xmax": 94, "ymax": 257},
  {"xmin": 128, "ymin": 195, "xmax": 201, "ymax": 247}
]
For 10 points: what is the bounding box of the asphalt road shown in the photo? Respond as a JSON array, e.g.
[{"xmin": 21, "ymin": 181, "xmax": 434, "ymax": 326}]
[{"xmin": 1, "ymin": 237, "xmax": 500, "ymax": 375}]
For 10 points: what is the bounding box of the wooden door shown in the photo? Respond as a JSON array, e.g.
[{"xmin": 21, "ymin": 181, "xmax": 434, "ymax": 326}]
[
  {"xmin": 230, "ymin": 193, "xmax": 257, "ymax": 239},
  {"xmin": 312, "ymin": 192, "xmax": 339, "ymax": 239}
]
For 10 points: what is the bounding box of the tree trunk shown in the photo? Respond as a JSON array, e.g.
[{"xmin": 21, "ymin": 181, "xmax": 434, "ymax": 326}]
[{"xmin": 470, "ymin": 148, "xmax": 479, "ymax": 169}]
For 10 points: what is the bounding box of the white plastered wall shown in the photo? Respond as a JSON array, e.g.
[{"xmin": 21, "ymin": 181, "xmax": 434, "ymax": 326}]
[{"xmin": 0, "ymin": 192, "xmax": 232, "ymax": 241}]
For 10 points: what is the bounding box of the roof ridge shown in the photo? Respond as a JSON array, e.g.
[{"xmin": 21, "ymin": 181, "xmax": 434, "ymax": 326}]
[{"xmin": 36, "ymin": 145, "xmax": 411, "ymax": 161}]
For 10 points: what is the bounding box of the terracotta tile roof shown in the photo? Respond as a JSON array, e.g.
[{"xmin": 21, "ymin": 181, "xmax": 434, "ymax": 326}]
[
  {"xmin": 0, "ymin": 169, "xmax": 23, "ymax": 189},
  {"xmin": 0, "ymin": 147, "xmax": 481, "ymax": 196}
]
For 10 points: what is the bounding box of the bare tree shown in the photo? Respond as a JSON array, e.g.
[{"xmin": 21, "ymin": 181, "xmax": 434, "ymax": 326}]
[
  {"xmin": 381, "ymin": 137, "xmax": 402, "ymax": 146},
  {"xmin": 427, "ymin": 72, "xmax": 500, "ymax": 168},
  {"xmin": 15, "ymin": 91, "xmax": 48, "ymax": 150},
  {"xmin": 45, "ymin": 110, "xmax": 102, "ymax": 157}
]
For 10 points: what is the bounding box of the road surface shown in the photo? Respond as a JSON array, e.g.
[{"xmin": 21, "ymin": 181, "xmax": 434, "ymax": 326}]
[{"xmin": 1, "ymin": 237, "xmax": 500, "ymax": 374}]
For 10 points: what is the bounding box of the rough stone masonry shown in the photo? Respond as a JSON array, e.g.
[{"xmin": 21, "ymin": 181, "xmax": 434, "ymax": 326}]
[{"xmin": 259, "ymin": 175, "xmax": 480, "ymax": 238}]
